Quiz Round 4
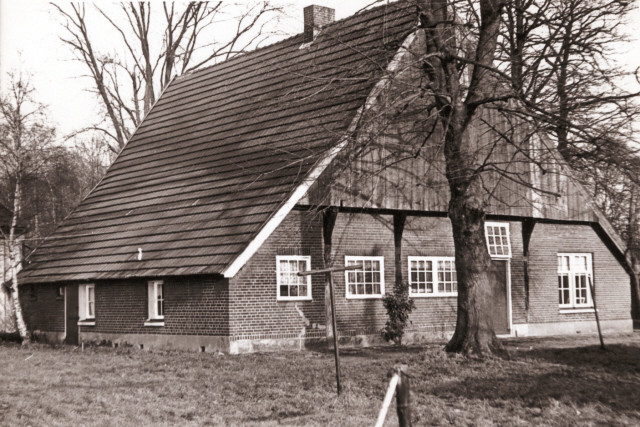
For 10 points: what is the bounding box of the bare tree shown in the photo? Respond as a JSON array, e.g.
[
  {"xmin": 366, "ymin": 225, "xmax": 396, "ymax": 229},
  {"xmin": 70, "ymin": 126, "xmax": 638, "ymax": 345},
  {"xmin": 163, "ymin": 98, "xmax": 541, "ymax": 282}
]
[
  {"xmin": 53, "ymin": 2, "xmax": 285, "ymax": 154},
  {"xmin": 0, "ymin": 73, "xmax": 56, "ymax": 344},
  {"xmin": 415, "ymin": 0, "xmax": 639, "ymax": 354}
]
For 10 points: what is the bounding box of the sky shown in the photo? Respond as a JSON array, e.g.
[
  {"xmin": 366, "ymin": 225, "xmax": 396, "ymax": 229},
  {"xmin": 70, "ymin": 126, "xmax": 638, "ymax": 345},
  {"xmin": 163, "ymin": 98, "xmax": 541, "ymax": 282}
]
[{"xmin": 1, "ymin": 0, "xmax": 639, "ymax": 145}]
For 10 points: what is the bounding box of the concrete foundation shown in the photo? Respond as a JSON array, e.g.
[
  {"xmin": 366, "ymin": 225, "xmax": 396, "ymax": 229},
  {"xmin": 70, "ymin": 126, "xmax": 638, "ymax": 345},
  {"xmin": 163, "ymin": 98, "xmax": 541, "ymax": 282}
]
[
  {"xmin": 512, "ymin": 319, "xmax": 632, "ymax": 337},
  {"xmin": 79, "ymin": 332, "xmax": 231, "ymax": 353}
]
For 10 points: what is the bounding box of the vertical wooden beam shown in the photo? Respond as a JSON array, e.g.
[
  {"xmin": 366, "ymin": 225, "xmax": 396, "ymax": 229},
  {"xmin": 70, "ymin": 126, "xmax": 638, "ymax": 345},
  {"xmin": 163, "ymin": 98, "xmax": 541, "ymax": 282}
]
[
  {"xmin": 394, "ymin": 213, "xmax": 407, "ymax": 288},
  {"xmin": 322, "ymin": 207, "xmax": 338, "ymax": 337},
  {"xmin": 522, "ymin": 219, "xmax": 536, "ymax": 314}
]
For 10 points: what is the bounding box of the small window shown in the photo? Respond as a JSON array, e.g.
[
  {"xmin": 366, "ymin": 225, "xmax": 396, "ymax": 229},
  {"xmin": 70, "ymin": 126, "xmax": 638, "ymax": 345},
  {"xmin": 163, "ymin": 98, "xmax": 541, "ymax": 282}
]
[
  {"xmin": 345, "ymin": 256, "xmax": 385, "ymax": 299},
  {"xmin": 56, "ymin": 286, "xmax": 64, "ymax": 300},
  {"xmin": 485, "ymin": 222, "xmax": 511, "ymax": 258},
  {"xmin": 78, "ymin": 284, "xmax": 95, "ymax": 320},
  {"xmin": 409, "ymin": 256, "xmax": 457, "ymax": 297},
  {"xmin": 148, "ymin": 281, "xmax": 164, "ymax": 320},
  {"xmin": 276, "ymin": 256, "xmax": 312, "ymax": 301},
  {"xmin": 558, "ymin": 254, "xmax": 593, "ymax": 309}
]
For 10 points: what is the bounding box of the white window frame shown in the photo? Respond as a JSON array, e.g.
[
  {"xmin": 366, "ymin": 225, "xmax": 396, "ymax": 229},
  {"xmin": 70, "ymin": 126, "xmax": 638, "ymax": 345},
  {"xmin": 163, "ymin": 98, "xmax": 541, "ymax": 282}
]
[
  {"xmin": 485, "ymin": 222, "xmax": 511, "ymax": 258},
  {"xmin": 78, "ymin": 284, "xmax": 95, "ymax": 324},
  {"xmin": 408, "ymin": 256, "xmax": 458, "ymax": 297},
  {"xmin": 558, "ymin": 253, "xmax": 593, "ymax": 310},
  {"xmin": 344, "ymin": 256, "xmax": 385, "ymax": 299},
  {"xmin": 147, "ymin": 280, "xmax": 164, "ymax": 321},
  {"xmin": 276, "ymin": 256, "xmax": 312, "ymax": 301}
]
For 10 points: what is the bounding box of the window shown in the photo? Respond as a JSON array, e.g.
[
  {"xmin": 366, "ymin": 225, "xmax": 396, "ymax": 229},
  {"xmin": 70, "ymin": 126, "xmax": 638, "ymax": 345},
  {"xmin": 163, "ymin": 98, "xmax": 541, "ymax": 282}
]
[
  {"xmin": 148, "ymin": 281, "xmax": 164, "ymax": 320},
  {"xmin": 78, "ymin": 284, "xmax": 95, "ymax": 321},
  {"xmin": 345, "ymin": 256, "xmax": 385, "ymax": 298},
  {"xmin": 56, "ymin": 286, "xmax": 64, "ymax": 300},
  {"xmin": 558, "ymin": 254, "xmax": 593, "ymax": 309},
  {"xmin": 485, "ymin": 222, "xmax": 511, "ymax": 258},
  {"xmin": 408, "ymin": 257, "xmax": 457, "ymax": 297},
  {"xmin": 276, "ymin": 256, "xmax": 311, "ymax": 300}
]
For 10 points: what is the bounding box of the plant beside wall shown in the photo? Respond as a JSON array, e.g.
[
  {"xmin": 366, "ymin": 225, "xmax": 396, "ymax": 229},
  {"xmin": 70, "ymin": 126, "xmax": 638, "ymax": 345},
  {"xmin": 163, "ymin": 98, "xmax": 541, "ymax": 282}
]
[{"xmin": 382, "ymin": 282, "xmax": 415, "ymax": 345}]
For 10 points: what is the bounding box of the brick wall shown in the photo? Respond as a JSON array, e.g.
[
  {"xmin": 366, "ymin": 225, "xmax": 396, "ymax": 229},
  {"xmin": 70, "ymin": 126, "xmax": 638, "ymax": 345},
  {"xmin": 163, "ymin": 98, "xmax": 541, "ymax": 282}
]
[
  {"xmin": 77, "ymin": 275, "xmax": 229, "ymax": 336},
  {"xmin": 231, "ymin": 212, "xmax": 469, "ymax": 336},
  {"xmin": 527, "ymin": 223, "xmax": 631, "ymax": 324},
  {"xmin": 229, "ymin": 210, "xmax": 326, "ymax": 337},
  {"xmin": 23, "ymin": 216, "xmax": 631, "ymax": 340},
  {"xmin": 20, "ymin": 283, "xmax": 64, "ymax": 333}
]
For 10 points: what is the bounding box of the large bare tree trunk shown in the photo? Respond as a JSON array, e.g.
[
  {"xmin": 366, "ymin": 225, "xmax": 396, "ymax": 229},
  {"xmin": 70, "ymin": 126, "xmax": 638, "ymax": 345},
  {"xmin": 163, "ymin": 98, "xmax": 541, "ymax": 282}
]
[
  {"xmin": 417, "ymin": 0, "xmax": 506, "ymax": 355},
  {"xmin": 445, "ymin": 186, "xmax": 501, "ymax": 354},
  {"xmin": 8, "ymin": 180, "xmax": 30, "ymax": 345}
]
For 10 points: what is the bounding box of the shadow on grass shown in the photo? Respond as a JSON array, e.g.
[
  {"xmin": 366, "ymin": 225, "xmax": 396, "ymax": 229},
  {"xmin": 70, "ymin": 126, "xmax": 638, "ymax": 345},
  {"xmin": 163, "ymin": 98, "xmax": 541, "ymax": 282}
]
[{"xmin": 430, "ymin": 343, "xmax": 640, "ymax": 416}]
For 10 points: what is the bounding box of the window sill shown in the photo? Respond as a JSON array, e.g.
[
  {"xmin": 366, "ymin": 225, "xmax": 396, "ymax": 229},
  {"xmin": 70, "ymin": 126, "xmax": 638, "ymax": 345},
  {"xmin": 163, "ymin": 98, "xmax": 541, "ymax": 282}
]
[
  {"xmin": 410, "ymin": 293, "xmax": 457, "ymax": 298},
  {"xmin": 277, "ymin": 297, "xmax": 312, "ymax": 302},
  {"xmin": 559, "ymin": 308, "xmax": 595, "ymax": 314},
  {"xmin": 346, "ymin": 295, "xmax": 384, "ymax": 300},
  {"xmin": 77, "ymin": 320, "xmax": 95, "ymax": 326},
  {"xmin": 144, "ymin": 319, "xmax": 164, "ymax": 327}
]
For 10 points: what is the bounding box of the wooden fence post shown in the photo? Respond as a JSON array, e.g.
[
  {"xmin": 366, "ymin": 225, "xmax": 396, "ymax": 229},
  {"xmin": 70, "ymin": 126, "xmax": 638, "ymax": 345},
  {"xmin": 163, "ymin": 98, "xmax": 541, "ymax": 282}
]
[{"xmin": 396, "ymin": 365, "xmax": 411, "ymax": 427}]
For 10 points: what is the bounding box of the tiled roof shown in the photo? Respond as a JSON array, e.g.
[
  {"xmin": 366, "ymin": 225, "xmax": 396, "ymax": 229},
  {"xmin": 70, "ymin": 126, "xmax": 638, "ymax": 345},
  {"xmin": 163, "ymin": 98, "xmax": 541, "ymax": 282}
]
[{"xmin": 20, "ymin": 2, "xmax": 416, "ymax": 283}]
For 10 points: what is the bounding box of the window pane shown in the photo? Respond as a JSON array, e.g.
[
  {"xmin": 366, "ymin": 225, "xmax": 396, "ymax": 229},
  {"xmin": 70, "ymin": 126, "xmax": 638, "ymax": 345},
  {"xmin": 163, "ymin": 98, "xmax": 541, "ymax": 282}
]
[
  {"xmin": 349, "ymin": 284, "xmax": 356, "ymax": 295},
  {"xmin": 299, "ymin": 285, "xmax": 307, "ymax": 297},
  {"xmin": 365, "ymin": 283, "xmax": 373, "ymax": 294},
  {"xmin": 411, "ymin": 282, "xmax": 418, "ymax": 293},
  {"xmin": 357, "ymin": 283, "xmax": 364, "ymax": 295},
  {"xmin": 374, "ymin": 283, "xmax": 380, "ymax": 294},
  {"xmin": 280, "ymin": 285, "xmax": 289, "ymax": 297},
  {"xmin": 290, "ymin": 286, "xmax": 298, "ymax": 297}
]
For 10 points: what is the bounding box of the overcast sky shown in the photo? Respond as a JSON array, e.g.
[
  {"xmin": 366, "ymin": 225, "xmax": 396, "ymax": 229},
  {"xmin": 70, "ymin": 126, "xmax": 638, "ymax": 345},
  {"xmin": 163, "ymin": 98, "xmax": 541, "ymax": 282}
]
[{"xmin": 1, "ymin": 0, "xmax": 639, "ymax": 145}]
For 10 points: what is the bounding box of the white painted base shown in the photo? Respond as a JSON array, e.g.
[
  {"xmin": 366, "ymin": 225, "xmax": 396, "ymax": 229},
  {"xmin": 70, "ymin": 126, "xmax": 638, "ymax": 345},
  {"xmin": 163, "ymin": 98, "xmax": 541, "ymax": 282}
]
[{"xmin": 512, "ymin": 319, "xmax": 632, "ymax": 337}]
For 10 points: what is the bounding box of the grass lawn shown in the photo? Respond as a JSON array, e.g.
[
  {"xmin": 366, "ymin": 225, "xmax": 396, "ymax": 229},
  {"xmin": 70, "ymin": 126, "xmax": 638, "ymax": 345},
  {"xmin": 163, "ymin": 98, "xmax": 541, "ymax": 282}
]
[{"xmin": 1, "ymin": 333, "xmax": 639, "ymax": 426}]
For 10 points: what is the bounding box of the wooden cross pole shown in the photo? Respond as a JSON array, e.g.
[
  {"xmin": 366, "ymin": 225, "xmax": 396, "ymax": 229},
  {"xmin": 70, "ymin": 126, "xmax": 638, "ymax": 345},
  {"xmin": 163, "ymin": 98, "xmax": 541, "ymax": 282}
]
[
  {"xmin": 587, "ymin": 276, "xmax": 605, "ymax": 350},
  {"xmin": 298, "ymin": 264, "xmax": 363, "ymax": 395}
]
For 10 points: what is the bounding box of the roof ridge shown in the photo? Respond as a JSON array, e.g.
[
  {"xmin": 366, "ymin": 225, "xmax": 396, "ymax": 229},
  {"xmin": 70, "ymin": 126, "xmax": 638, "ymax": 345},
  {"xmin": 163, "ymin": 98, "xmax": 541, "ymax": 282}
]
[{"xmin": 176, "ymin": 1, "xmax": 407, "ymax": 81}]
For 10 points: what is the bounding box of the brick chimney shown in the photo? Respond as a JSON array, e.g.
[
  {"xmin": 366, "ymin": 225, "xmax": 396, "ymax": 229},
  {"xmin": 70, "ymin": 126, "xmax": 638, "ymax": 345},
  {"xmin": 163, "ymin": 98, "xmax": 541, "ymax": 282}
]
[{"xmin": 303, "ymin": 5, "xmax": 335, "ymax": 43}]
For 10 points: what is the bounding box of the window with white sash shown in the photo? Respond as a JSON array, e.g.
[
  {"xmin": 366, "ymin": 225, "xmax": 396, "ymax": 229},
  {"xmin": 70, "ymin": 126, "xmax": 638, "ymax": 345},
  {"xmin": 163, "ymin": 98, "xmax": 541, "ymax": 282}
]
[
  {"xmin": 485, "ymin": 222, "xmax": 511, "ymax": 258},
  {"xmin": 408, "ymin": 257, "xmax": 457, "ymax": 297},
  {"xmin": 345, "ymin": 256, "xmax": 385, "ymax": 298},
  {"xmin": 78, "ymin": 284, "xmax": 95, "ymax": 321},
  {"xmin": 558, "ymin": 253, "xmax": 593, "ymax": 309},
  {"xmin": 276, "ymin": 256, "xmax": 312, "ymax": 301},
  {"xmin": 148, "ymin": 281, "xmax": 164, "ymax": 320}
]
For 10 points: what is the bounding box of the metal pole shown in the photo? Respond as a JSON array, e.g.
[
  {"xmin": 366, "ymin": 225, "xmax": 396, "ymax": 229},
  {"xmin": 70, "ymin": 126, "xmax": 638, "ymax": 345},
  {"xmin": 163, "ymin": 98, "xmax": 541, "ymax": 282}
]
[
  {"xmin": 588, "ymin": 276, "xmax": 605, "ymax": 350},
  {"xmin": 328, "ymin": 272, "xmax": 342, "ymax": 395}
]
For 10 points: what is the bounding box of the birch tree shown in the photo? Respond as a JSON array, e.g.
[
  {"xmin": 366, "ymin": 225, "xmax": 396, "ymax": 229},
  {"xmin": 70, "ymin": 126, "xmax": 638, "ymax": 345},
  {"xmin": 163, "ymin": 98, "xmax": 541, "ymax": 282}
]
[{"xmin": 0, "ymin": 73, "xmax": 56, "ymax": 344}]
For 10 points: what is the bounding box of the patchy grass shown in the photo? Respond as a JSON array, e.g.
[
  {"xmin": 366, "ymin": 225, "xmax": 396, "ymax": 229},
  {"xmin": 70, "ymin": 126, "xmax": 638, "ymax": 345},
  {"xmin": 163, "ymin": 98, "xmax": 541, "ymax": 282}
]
[{"xmin": 0, "ymin": 334, "xmax": 639, "ymax": 426}]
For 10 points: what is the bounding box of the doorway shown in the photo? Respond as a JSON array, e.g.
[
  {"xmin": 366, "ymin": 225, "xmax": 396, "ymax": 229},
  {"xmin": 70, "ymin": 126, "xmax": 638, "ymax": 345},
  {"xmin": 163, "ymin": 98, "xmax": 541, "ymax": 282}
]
[
  {"xmin": 65, "ymin": 285, "xmax": 79, "ymax": 345},
  {"xmin": 488, "ymin": 260, "xmax": 510, "ymax": 335}
]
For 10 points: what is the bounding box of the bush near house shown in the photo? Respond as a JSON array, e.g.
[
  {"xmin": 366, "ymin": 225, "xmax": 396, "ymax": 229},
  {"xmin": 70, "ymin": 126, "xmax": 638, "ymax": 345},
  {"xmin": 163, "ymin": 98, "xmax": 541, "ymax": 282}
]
[{"xmin": 0, "ymin": 334, "xmax": 639, "ymax": 426}]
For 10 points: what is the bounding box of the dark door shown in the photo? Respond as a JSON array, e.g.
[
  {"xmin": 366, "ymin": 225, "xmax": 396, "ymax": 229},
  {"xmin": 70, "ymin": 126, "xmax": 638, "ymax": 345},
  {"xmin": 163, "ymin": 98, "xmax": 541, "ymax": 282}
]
[
  {"xmin": 488, "ymin": 260, "xmax": 509, "ymax": 335},
  {"xmin": 65, "ymin": 285, "xmax": 79, "ymax": 345}
]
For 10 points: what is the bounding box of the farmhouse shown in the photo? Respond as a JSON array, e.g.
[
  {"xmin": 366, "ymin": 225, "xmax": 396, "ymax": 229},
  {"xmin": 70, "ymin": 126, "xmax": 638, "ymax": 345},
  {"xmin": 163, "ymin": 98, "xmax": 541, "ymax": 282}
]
[{"xmin": 18, "ymin": 3, "xmax": 633, "ymax": 353}]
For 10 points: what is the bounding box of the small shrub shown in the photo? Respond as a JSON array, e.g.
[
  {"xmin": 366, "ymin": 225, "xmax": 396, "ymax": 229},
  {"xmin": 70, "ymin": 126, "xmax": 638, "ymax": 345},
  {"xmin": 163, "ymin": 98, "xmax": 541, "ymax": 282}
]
[{"xmin": 382, "ymin": 281, "xmax": 415, "ymax": 345}]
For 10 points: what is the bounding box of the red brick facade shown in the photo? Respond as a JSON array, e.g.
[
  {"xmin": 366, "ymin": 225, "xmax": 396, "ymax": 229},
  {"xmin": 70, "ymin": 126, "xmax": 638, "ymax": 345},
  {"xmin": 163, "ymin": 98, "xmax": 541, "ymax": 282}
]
[
  {"xmin": 23, "ymin": 210, "xmax": 632, "ymax": 349},
  {"xmin": 21, "ymin": 283, "xmax": 65, "ymax": 333}
]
